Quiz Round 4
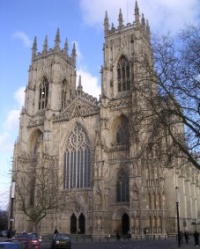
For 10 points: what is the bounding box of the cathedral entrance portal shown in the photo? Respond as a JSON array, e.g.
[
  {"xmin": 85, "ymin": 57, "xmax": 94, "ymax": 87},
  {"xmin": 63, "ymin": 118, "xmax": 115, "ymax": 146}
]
[
  {"xmin": 79, "ymin": 213, "xmax": 85, "ymax": 234},
  {"xmin": 70, "ymin": 214, "xmax": 77, "ymax": 234},
  {"xmin": 70, "ymin": 213, "xmax": 85, "ymax": 234},
  {"xmin": 122, "ymin": 213, "xmax": 129, "ymax": 235}
]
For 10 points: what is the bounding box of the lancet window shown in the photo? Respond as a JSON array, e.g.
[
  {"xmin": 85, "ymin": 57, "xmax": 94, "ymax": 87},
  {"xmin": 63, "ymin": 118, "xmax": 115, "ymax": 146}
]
[
  {"xmin": 116, "ymin": 118, "xmax": 129, "ymax": 145},
  {"xmin": 117, "ymin": 169, "xmax": 129, "ymax": 202},
  {"xmin": 64, "ymin": 123, "xmax": 91, "ymax": 189},
  {"xmin": 39, "ymin": 77, "xmax": 49, "ymax": 110},
  {"xmin": 61, "ymin": 79, "xmax": 67, "ymax": 110},
  {"xmin": 117, "ymin": 56, "xmax": 130, "ymax": 92}
]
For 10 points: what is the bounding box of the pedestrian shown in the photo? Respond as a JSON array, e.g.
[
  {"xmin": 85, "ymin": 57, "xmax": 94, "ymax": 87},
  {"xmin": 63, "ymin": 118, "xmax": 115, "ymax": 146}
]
[
  {"xmin": 184, "ymin": 231, "xmax": 189, "ymax": 244},
  {"xmin": 7, "ymin": 229, "xmax": 11, "ymax": 239},
  {"xmin": 127, "ymin": 232, "xmax": 131, "ymax": 240},
  {"xmin": 116, "ymin": 232, "xmax": 120, "ymax": 241},
  {"xmin": 54, "ymin": 227, "xmax": 59, "ymax": 234},
  {"xmin": 194, "ymin": 231, "xmax": 199, "ymax": 246}
]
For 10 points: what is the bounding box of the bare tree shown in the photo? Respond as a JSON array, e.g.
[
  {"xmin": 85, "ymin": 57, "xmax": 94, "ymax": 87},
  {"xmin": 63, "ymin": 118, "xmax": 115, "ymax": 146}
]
[
  {"xmin": 14, "ymin": 154, "xmax": 63, "ymax": 231},
  {"xmin": 133, "ymin": 24, "xmax": 200, "ymax": 169}
]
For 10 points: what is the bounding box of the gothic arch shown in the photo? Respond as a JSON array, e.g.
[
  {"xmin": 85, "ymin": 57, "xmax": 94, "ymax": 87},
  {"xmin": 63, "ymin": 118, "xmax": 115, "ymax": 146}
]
[
  {"xmin": 111, "ymin": 114, "xmax": 129, "ymax": 146},
  {"xmin": 60, "ymin": 119, "xmax": 90, "ymax": 153},
  {"xmin": 117, "ymin": 55, "xmax": 130, "ymax": 92},
  {"xmin": 116, "ymin": 167, "xmax": 129, "ymax": 202},
  {"xmin": 112, "ymin": 207, "xmax": 129, "ymax": 220},
  {"xmin": 38, "ymin": 76, "xmax": 49, "ymax": 110},
  {"xmin": 61, "ymin": 79, "xmax": 71, "ymax": 110},
  {"xmin": 29, "ymin": 129, "xmax": 43, "ymax": 155}
]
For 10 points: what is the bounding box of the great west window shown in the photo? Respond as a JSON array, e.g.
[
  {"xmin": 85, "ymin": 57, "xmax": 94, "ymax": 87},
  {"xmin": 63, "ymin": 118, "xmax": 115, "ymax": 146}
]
[{"xmin": 64, "ymin": 123, "xmax": 91, "ymax": 189}]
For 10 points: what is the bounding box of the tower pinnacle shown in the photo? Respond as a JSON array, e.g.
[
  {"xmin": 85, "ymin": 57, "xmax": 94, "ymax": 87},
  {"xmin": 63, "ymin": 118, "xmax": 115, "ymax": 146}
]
[
  {"xmin": 32, "ymin": 36, "xmax": 37, "ymax": 60},
  {"xmin": 54, "ymin": 28, "xmax": 60, "ymax": 51},
  {"xmin": 43, "ymin": 35, "xmax": 48, "ymax": 52},
  {"xmin": 72, "ymin": 43, "xmax": 76, "ymax": 65},
  {"xmin": 134, "ymin": 1, "xmax": 140, "ymax": 26},
  {"xmin": 104, "ymin": 11, "xmax": 109, "ymax": 37},
  {"xmin": 118, "ymin": 8, "xmax": 124, "ymax": 29},
  {"xmin": 64, "ymin": 38, "xmax": 68, "ymax": 55},
  {"xmin": 77, "ymin": 75, "xmax": 83, "ymax": 93}
]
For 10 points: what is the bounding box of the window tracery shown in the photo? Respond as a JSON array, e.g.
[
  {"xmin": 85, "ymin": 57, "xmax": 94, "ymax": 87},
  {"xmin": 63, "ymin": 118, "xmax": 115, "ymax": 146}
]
[
  {"xmin": 64, "ymin": 123, "xmax": 91, "ymax": 189},
  {"xmin": 117, "ymin": 56, "xmax": 130, "ymax": 92}
]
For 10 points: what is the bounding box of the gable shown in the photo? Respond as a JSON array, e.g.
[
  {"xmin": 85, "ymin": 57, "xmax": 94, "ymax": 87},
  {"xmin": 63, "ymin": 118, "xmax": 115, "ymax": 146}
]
[{"xmin": 53, "ymin": 95, "xmax": 100, "ymax": 122}]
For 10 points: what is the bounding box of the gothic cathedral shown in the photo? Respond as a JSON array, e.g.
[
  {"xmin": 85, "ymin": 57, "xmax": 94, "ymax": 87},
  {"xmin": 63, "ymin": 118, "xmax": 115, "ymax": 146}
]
[{"xmin": 12, "ymin": 2, "xmax": 200, "ymax": 237}]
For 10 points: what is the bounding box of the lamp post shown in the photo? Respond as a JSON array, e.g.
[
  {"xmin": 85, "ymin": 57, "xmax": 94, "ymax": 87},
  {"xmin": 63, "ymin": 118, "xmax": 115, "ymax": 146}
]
[
  {"xmin": 175, "ymin": 186, "xmax": 181, "ymax": 247},
  {"xmin": 9, "ymin": 181, "xmax": 15, "ymax": 236}
]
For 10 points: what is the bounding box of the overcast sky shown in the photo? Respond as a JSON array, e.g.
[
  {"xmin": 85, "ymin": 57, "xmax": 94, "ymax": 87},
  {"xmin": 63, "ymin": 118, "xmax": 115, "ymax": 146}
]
[{"xmin": 0, "ymin": 0, "xmax": 199, "ymax": 209}]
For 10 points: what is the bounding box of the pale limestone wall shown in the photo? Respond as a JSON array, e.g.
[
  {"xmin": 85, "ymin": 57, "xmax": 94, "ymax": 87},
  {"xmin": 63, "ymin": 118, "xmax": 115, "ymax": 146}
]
[{"xmin": 12, "ymin": 9, "xmax": 200, "ymax": 237}]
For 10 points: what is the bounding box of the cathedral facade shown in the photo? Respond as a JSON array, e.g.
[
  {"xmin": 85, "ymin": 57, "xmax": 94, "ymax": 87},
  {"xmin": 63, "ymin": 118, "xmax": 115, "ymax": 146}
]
[{"xmin": 12, "ymin": 3, "xmax": 200, "ymax": 237}]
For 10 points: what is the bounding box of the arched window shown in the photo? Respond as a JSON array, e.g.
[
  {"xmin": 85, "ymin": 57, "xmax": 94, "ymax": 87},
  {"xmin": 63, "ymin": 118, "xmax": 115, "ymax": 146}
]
[
  {"xmin": 39, "ymin": 78, "xmax": 49, "ymax": 110},
  {"xmin": 117, "ymin": 56, "xmax": 130, "ymax": 92},
  {"xmin": 64, "ymin": 123, "xmax": 91, "ymax": 189},
  {"xmin": 61, "ymin": 80, "xmax": 67, "ymax": 110},
  {"xmin": 117, "ymin": 169, "xmax": 129, "ymax": 202},
  {"xmin": 116, "ymin": 118, "xmax": 129, "ymax": 145}
]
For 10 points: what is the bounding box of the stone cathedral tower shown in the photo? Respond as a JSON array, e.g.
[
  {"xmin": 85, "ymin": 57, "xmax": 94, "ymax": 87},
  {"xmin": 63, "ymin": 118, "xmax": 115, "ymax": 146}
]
[{"xmin": 12, "ymin": 2, "xmax": 200, "ymax": 237}]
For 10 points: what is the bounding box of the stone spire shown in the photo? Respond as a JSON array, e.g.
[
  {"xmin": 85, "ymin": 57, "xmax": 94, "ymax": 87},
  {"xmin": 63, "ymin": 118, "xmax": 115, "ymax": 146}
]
[
  {"xmin": 104, "ymin": 11, "xmax": 109, "ymax": 37},
  {"xmin": 32, "ymin": 36, "xmax": 37, "ymax": 60},
  {"xmin": 43, "ymin": 35, "xmax": 48, "ymax": 52},
  {"xmin": 64, "ymin": 38, "xmax": 68, "ymax": 55},
  {"xmin": 118, "ymin": 8, "xmax": 123, "ymax": 29},
  {"xmin": 134, "ymin": 1, "xmax": 140, "ymax": 26},
  {"xmin": 54, "ymin": 28, "xmax": 60, "ymax": 51}
]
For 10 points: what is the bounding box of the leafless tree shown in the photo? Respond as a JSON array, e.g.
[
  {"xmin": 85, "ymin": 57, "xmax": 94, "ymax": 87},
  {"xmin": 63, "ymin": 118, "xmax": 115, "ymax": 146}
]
[
  {"xmin": 14, "ymin": 154, "xmax": 63, "ymax": 231},
  {"xmin": 133, "ymin": 24, "xmax": 200, "ymax": 169}
]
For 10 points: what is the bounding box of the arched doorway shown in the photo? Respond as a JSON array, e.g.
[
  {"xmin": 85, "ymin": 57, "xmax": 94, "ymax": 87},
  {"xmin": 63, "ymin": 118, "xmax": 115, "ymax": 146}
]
[
  {"xmin": 122, "ymin": 213, "xmax": 129, "ymax": 235},
  {"xmin": 79, "ymin": 213, "xmax": 85, "ymax": 234},
  {"xmin": 70, "ymin": 213, "xmax": 77, "ymax": 234}
]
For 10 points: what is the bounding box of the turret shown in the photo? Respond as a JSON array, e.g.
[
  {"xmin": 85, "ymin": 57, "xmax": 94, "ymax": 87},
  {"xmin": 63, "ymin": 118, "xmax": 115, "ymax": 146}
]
[
  {"xmin": 118, "ymin": 8, "xmax": 124, "ymax": 29},
  {"xmin": 54, "ymin": 28, "xmax": 60, "ymax": 51},
  {"xmin": 32, "ymin": 36, "xmax": 37, "ymax": 60},
  {"xmin": 104, "ymin": 11, "xmax": 109, "ymax": 37}
]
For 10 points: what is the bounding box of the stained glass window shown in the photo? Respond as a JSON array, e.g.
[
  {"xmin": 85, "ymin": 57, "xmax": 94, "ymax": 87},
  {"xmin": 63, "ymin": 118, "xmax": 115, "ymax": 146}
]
[{"xmin": 64, "ymin": 123, "xmax": 91, "ymax": 189}]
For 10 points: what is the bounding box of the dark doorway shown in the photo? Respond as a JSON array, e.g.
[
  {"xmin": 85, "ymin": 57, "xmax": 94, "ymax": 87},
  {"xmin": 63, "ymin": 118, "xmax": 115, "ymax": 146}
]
[
  {"xmin": 79, "ymin": 213, "xmax": 85, "ymax": 234},
  {"xmin": 70, "ymin": 213, "xmax": 77, "ymax": 234},
  {"xmin": 122, "ymin": 213, "xmax": 129, "ymax": 235}
]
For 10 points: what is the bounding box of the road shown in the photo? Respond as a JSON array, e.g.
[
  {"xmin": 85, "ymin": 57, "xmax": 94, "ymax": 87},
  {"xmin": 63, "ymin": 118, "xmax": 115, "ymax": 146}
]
[{"xmin": 41, "ymin": 237, "xmax": 196, "ymax": 249}]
